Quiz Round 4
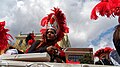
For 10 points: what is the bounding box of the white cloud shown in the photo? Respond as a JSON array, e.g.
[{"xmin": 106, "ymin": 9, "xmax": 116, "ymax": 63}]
[
  {"xmin": 0, "ymin": 0, "xmax": 118, "ymax": 51},
  {"xmin": 78, "ymin": 32, "xmax": 87, "ymax": 41}
]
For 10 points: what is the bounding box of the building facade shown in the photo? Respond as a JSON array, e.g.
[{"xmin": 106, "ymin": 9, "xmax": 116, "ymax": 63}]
[
  {"xmin": 65, "ymin": 48, "xmax": 94, "ymax": 64},
  {"xmin": 13, "ymin": 32, "xmax": 71, "ymax": 52}
]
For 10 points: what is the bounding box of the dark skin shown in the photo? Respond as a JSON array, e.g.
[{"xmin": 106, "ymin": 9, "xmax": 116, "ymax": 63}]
[
  {"xmin": 46, "ymin": 29, "xmax": 58, "ymax": 55},
  {"xmin": 27, "ymin": 28, "xmax": 65, "ymax": 63},
  {"xmin": 113, "ymin": 25, "xmax": 120, "ymax": 56},
  {"xmin": 45, "ymin": 29, "xmax": 65, "ymax": 62},
  {"xmin": 27, "ymin": 29, "xmax": 58, "ymax": 53}
]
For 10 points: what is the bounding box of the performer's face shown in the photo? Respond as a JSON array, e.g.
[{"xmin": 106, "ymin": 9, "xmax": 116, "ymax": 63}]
[{"xmin": 46, "ymin": 29, "xmax": 56, "ymax": 40}]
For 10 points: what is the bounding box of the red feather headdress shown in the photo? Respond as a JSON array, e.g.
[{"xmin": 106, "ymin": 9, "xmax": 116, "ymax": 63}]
[
  {"xmin": 40, "ymin": 7, "xmax": 69, "ymax": 42},
  {"xmin": 94, "ymin": 47, "xmax": 113, "ymax": 59},
  {"xmin": 91, "ymin": 0, "xmax": 120, "ymax": 23},
  {"xmin": 0, "ymin": 21, "xmax": 13, "ymax": 50}
]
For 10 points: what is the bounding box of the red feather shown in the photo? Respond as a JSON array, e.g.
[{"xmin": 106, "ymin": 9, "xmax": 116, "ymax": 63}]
[
  {"xmin": 91, "ymin": 0, "xmax": 120, "ymax": 23},
  {"xmin": 101, "ymin": 0, "xmax": 109, "ymax": 2},
  {"xmin": 54, "ymin": 44, "xmax": 65, "ymax": 57},
  {"xmin": 0, "ymin": 21, "xmax": 13, "ymax": 50},
  {"xmin": 41, "ymin": 17, "xmax": 48, "ymax": 26},
  {"xmin": 40, "ymin": 28, "xmax": 46, "ymax": 34},
  {"xmin": 40, "ymin": 7, "xmax": 69, "ymax": 41},
  {"xmin": 90, "ymin": 6, "xmax": 98, "ymax": 20},
  {"xmin": 28, "ymin": 39, "xmax": 35, "ymax": 45},
  {"xmin": 91, "ymin": 2, "xmax": 111, "ymax": 20},
  {"xmin": 94, "ymin": 47, "xmax": 113, "ymax": 58},
  {"xmin": 104, "ymin": 47, "xmax": 113, "ymax": 53},
  {"xmin": 66, "ymin": 59, "xmax": 80, "ymax": 64},
  {"xmin": 50, "ymin": 17, "xmax": 55, "ymax": 24}
]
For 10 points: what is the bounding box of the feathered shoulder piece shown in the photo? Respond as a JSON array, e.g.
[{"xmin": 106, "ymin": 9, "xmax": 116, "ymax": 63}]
[
  {"xmin": 90, "ymin": 0, "xmax": 120, "ymax": 23},
  {"xmin": 94, "ymin": 47, "xmax": 113, "ymax": 58},
  {"xmin": 0, "ymin": 21, "xmax": 13, "ymax": 50},
  {"xmin": 40, "ymin": 7, "xmax": 69, "ymax": 41}
]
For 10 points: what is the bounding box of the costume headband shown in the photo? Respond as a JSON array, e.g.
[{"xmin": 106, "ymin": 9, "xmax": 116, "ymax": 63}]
[{"xmin": 40, "ymin": 7, "xmax": 69, "ymax": 41}]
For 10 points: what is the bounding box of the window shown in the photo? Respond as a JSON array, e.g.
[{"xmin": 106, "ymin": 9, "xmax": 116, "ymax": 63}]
[
  {"xmin": 68, "ymin": 55, "xmax": 83, "ymax": 62},
  {"xmin": 18, "ymin": 40, "xmax": 23, "ymax": 46}
]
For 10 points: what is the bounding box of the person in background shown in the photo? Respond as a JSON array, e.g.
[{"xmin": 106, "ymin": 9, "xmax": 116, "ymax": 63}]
[
  {"xmin": 111, "ymin": 24, "xmax": 120, "ymax": 65},
  {"xmin": 94, "ymin": 47, "xmax": 114, "ymax": 65},
  {"xmin": 113, "ymin": 24, "xmax": 120, "ymax": 56},
  {"xmin": 25, "ymin": 33, "xmax": 35, "ymax": 53}
]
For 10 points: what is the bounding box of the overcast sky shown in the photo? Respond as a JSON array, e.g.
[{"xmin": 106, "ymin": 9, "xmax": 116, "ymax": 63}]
[{"xmin": 0, "ymin": 0, "xmax": 119, "ymax": 52}]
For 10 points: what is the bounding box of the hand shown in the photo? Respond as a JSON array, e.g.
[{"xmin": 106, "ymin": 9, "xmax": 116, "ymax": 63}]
[
  {"xmin": 46, "ymin": 46, "xmax": 53, "ymax": 52},
  {"xmin": 46, "ymin": 46, "xmax": 58, "ymax": 54},
  {"xmin": 51, "ymin": 46, "xmax": 57, "ymax": 50}
]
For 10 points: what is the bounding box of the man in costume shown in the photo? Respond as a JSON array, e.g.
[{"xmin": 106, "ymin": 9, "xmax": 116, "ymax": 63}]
[{"xmin": 27, "ymin": 7, "xmax": 69, "ymax": 63}]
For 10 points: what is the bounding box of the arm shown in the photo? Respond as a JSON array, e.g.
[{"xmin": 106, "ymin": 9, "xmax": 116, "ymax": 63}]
[
  {"xmin": 37, "ymin": 46, "xmax": 56, "ymax": 53},
  {"xmin": 27, "ymin": 40, "xmax": 41, "ymax": 53},
  {"xmin": 28, "ymin": 40, "xmax": 49, "ymax": 53},
  {"xmin": 54, "ymin": 44, "xmax": 65, "ymax": 57},
  {"xmin": 36, "ymin": 46, "xmax": 48, "ymax": 52}
]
